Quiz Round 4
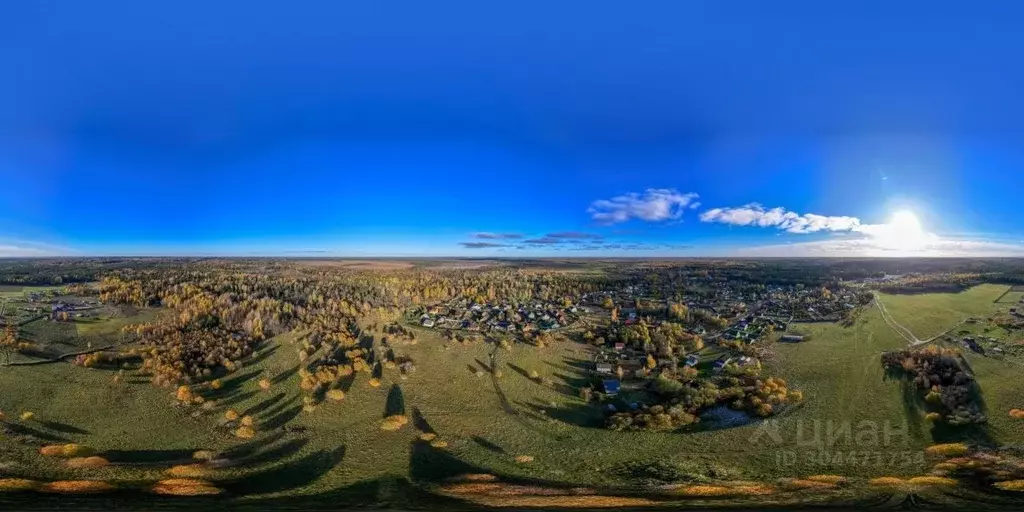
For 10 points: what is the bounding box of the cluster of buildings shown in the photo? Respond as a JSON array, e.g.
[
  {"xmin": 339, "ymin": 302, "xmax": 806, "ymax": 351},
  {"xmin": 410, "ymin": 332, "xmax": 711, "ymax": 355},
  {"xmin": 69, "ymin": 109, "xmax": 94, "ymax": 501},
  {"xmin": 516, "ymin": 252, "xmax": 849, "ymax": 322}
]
[{"xmin": 417, "ymin": 299, "xmax": 588, "ymax": 334}]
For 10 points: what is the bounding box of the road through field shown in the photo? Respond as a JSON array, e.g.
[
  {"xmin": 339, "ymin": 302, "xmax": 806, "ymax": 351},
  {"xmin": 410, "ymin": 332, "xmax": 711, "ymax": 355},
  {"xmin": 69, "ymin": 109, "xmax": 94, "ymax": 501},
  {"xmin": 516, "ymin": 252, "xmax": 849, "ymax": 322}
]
[{"xmin": 873, "ymin": 294, "xmax": 966, "ymax": 346}]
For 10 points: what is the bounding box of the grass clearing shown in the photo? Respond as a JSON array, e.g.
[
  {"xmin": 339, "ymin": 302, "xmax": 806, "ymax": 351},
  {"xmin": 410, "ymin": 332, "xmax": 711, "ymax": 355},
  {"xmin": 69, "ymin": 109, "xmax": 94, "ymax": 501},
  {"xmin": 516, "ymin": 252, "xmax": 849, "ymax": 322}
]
[
  {"xmin": 3, "ymin": 284, "xmax": 1024, "ymax": 506},
  {"xmin": 877, "ymin": 284, "xmax": 1013, "ymax": 339}
]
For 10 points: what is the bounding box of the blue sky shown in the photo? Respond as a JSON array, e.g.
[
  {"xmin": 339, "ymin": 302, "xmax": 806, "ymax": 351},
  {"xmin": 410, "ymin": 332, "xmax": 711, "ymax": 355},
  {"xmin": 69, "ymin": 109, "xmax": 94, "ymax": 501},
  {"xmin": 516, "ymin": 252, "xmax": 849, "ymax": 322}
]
[{"xmin": 2, "ymin": 1, "xmax": 1023, "ymax": 257}]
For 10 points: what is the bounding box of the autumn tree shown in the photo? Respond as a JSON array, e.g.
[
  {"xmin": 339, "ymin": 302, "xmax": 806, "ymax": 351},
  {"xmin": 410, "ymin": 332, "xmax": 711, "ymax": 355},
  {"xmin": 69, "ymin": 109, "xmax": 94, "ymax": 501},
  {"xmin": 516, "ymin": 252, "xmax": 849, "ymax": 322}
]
[{"xmin": 1, "ymin": 325, "xmax": 18, "ymax": 365}]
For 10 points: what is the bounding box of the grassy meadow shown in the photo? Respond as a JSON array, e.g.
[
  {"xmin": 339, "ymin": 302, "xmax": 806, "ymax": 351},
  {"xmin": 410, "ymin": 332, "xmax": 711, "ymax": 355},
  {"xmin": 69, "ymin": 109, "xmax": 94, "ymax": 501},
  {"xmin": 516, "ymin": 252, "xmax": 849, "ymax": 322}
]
[{"xmin": 2, "ymin": 285, "xmax": 1024, "ymax": 507}]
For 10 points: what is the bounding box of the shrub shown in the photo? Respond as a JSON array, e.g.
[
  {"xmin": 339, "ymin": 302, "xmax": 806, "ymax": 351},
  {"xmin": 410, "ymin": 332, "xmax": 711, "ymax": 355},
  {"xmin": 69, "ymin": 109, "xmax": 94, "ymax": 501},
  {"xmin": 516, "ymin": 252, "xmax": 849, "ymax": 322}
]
[
  {"xmin": 925, "ymin": 412, "xmax": 942, "ymax": 421},
  {"xmin": 259, "ymin": 379, "xmax": 272, "ymax": 391},
  {"xmin": 380, "ymin": 415, "xmax": 409, "ymax": 431},
  {"xmin": 166, "ymin": 465, "xmax": 214, "ymax": 478},
  {"xmin": 192, "ymin": 450, "xmax": 216, "ymax": 461},
  {"xmin": 368, "ymin": 378, "xmax": 381, "ymax": 388},
  {"xmin": 1010, "ymin": 409, "xmax": 1024, "ymax": 420},
  {"xmin": 925, "ymin": 443, "xmax": 969, "ymax": 457},
  {"xmin": 0, "ymin": 410, "xmax": 6, "ymax": 421},
  {"xmin": 40, "ymin": 445, "xmax": 65, "ymax": 457},
  {"xmin": 868, "ymin": 477, "xmax": 906, "ymax": 487},
  {"xmin": 456, "ymin": 474, "xmax": 499, "ymax": 482},
  {"xmin": 430, "ymin": 439, "xmax": 449, "ymax": 448},
  {"xmin": 674, "ymin": 485, "xmax": 732, "ymax": 497},
  {"xmin": 40, "ymin": 480, "xmax": 115, "ymax": 493},
  {"xmin": 514, "ymin": 455, "xmax": 534, "ymax": 464},
  {"xmin": 805, "ymin": 475, "xmax": 846, "ymax": 485},
  {"xmin": 239, "ymin": 415, "xmax": 254, "ymax": 427},
  {"xmin": 66, "ymin": 456, "xmax": 110, "ymax": 468},
  {"xmin": 234, "ymin": 426, "xmax": 256, "ymax": 439},
  {"xmin": 326, "ymin": 389, "xmax": 345, "ymax": 401},
  {"xmin": 908, "ymin": 476, "xmax": 957, "ymax": 487},
  {"xmin": 781, "ymin": 479, "xmax": 835, "ymax": 490},
  {"xmin": 224, "ymin": 409, "xmax": 239, "ymax": 421},
  {"xmin": 419, "ymin": 432, "xmax": 437, "ymax": 441},
  {"xmin": 152, "ymin": 479, "xmax": 222, "ymax": 496},
  {"xmin": 210, "ymin": 379, "xmax": 222, "ymax": 390},
  {"xmin": 0, "ymin": 478, "xmax": 38, "ymax": 492},
  {"xmin": 40, "ymin": 444, "xmax": 95, "ymax": 458},
  {"xmin": 176, "ymin": 385, "xmax": 193, "ymax": 402},
  {"xmin": 994, "ymin": 480, "xmax": 1024, "ymax": 492},
  {"xmin": 20, "ymin": 411, "xmax": 35, "ymax": 422}
]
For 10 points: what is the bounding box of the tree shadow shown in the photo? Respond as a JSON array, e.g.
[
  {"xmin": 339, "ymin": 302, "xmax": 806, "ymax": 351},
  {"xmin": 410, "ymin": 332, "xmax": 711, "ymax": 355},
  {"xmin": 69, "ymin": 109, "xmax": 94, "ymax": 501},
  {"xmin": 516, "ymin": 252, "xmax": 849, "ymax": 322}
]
[
  {"xmin": 263, "ymin": 404, "xmax": 303, "ymax": 431},
  {"xmin": 103, "ymin": 448, "xmax": 195, "ymax": 465},
  {"xmin": 506, "ymin": 363, "xmax": 533, "ymax": 380},
  {"xmin": 235, "ymin": 437, "xmax": 310, "ymax": 467},
  {"xmin": 411, "ymin": 407, "xmax": 434, "ymax": 434},
  {"xmin": 474, "ymin": 358, "xmax": 493, "ymax": 373},
  {"xmin": 470, "ymin": 436, "xmax": 505, "ymax": 454},
  {"xmin": 219, "ymin": 390, "xmax": 258, "ymax": 408},
  {"xmin": 223, "ymin": 431, "xmax": 288, "ymax": 460},
  {"xmin": 225, "ymin": 446, "xmax": 346, "ymax": 495},
  {"xmin": 247, "ymin": 344, "xmax": 280, "ymax": 365},
  {"xmin": 38, "ymin": 420, "xmax": 89, "ymax": 435},
  {"xmin": 271, "ymin": 365, "xmax": 299, "ymax": 385},
  {"xmin": 243, "ymin": 392, "xmax": 286, "ymax": 417},
  {"xmin": 258, "ymin": 394, "xmax": 300, "ymax": 420},
  {"xmin": 206, "ymin": 369, "xmax": 261, "ymax": 400},
  {"xmin": 385, "ymin": 384, "xmax": 405, "ymax": 418},
  {"xmin": 521, "ymin": 399, "xmax": 604, "ymax": 429},
  {"xmin": 4, "ymin": 423, "xmax": 70, "ymax": 442},
  {"xmin": 409, "ymin": 438, "xmax": 483, "ymax": 483},
  {"xmin": 337, "ymin": 372, "xmax": 356, "ymax": 393}
]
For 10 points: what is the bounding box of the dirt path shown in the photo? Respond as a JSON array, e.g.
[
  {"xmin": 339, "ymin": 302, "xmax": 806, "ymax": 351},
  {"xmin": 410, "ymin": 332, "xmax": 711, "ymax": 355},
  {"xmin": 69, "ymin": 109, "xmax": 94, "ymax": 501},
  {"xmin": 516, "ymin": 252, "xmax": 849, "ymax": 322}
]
[
  {"xmin": 0, "ymin": 344, "xmax": 116, "ymax": 367},
  {"xmin": 873, "ymin": 294, "xmax": 965, "ymax": 346}
]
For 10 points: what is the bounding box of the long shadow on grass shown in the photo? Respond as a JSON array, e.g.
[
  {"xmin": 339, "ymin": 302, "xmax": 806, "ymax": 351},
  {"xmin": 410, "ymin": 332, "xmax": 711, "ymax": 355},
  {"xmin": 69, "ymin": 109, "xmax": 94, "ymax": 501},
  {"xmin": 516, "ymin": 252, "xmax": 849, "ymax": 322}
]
[
  {"xmin": 103, "ymin": 448, "xmax": 194, "ymax": 464},
  {"xmin": 263, "ymin": 404, "xmax": 303, "ymax": 430},
  {"xmin": 246, "ymin": 343, "xmax": 280, "ymax": 365},
  {"xmin": 258, "ymin": 394, "xmax": 300, "ymax": 421},
  {"xmin": 337, "ymin": 372, "xmax": 356, "ymax": 393},
  {"xmin": 235, "ymin": 437, "xmax": 310, "ymax": 467},
  {"xmin": 38, "ymin": 420, "xmax": 89, "ymax": 435},
  {"xmin": 3, "ymin": 423, "xmax": 70, "ymax": 442},
  {"xmin": 223, "ymin": 431, "xmax": 288, "ymax": 460},
  {"xmin": 243, "ymin": 392, "xmax": 286, "ymax": 417},
  {"xmin": 224, "ymin": 445, "xmax": 346, "ymax": 495},
  {"xmin": 412, "ymin": 407, "xmax": 434, "ymax": 434},
  {"xmin": 219, "ymin": 390, "xmax": 258, "ymax": 408},
  {"xmin": 519, "ymin": 399, "xmax": 604, "ymax": 429},
  {"xmin": 470, "ymin": 435, "xmax": 505, "ymax": 454},
  {"xmin": 385, "ymin": 384, "xmax": 405, "ymax": 417},
  {"xmin": 271, "ymin": 365, "xmax": 299, "ymax": 385},
  {"xmin": 205, "ymin": 369, "xmax": 262, "ymax": 400},
  {"xmin": 409, "ymin": 438, "xmax": 482, "ymax": 482}
]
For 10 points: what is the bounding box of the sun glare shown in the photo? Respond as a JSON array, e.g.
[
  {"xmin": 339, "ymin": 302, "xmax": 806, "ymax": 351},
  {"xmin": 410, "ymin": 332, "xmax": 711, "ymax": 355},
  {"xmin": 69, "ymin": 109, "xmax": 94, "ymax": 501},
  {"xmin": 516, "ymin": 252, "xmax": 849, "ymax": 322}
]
[
  {"xmin": 870, "ymin": 210, "xmax": 934, "ymax": 255},
  {"xmin": 889, "ymin": 210, "xmax": 923, "ymax": 238}
]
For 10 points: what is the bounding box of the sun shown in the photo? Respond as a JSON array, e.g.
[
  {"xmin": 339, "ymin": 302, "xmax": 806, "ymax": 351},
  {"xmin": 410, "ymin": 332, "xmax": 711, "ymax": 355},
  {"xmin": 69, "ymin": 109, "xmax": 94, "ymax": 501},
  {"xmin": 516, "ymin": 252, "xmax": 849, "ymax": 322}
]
[
  {"xmin": 888, "ymin": 210, "xmax": 924, "ymax": 238},
  {"xmin": 869, "ymin": 210, "xmax": 934, "ymax": 255}
]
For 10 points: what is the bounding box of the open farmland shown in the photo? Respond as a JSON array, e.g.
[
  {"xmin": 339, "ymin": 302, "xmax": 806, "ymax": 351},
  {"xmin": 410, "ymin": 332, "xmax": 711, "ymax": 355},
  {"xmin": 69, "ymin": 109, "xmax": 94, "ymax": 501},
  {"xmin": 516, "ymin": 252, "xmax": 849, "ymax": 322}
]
[{"xmin": 2, "ymin": 259, "xmax": 1024, "ymax": 510}]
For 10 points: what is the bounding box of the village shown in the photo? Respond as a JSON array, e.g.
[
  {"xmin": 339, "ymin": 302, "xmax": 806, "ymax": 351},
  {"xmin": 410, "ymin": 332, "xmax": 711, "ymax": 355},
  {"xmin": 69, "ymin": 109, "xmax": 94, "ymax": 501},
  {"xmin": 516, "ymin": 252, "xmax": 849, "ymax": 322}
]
[{"xmin": 407, "ymin": 277, "xmax": 872, "ymax": 407}]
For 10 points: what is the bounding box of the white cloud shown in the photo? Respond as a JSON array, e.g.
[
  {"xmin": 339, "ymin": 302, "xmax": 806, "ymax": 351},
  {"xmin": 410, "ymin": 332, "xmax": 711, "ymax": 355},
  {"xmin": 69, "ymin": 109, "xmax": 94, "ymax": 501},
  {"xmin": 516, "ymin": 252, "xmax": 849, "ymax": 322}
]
[
  {"xmin": 700, "ymin": 204, "xmax": 864, "ymax": 234},
  {"xmin": 0, "ymin": 241, "xmax": 70, "ymax": 257},
  {"xmin": 737, "ymin": 237, "xmax": 1024, "ymax": 257},
  {"xmin": 588, "ymin": 189, "xmax": 699, "ymax": 224}
]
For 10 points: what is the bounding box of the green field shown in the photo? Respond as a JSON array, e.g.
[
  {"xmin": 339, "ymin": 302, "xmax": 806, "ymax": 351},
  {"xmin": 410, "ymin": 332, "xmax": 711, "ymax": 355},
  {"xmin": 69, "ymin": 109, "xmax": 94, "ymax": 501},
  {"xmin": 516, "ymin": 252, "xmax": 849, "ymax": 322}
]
[
  {"xmin": 877, "ymin": 284, "xmax": 1015, "ymax": 339},
  {"xmin": 3, "ymin": 285, "xmax": 1024, "ymax": 507},
  {"xmin": 0, "ymin": 285, "xmax": 65, "ymax": 299}
]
